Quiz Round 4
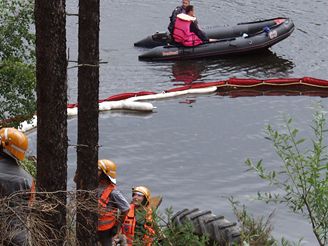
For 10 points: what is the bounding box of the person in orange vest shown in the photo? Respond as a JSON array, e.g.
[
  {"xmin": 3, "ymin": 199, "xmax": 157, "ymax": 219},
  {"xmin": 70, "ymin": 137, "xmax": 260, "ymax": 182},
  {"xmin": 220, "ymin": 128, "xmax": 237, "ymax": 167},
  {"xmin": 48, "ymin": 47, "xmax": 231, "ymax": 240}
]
[
  {"xmin": 121, "ymin": 186, "xmax": 155, "ymax": 246},
  {"xmin": 0, "ymin": 127, "xmax": 34, "ymax": 245},
  {"xmin": 97, "ymin": 159, "xmax": 130, "ymax": 246},
  {"xmin": 173, "ymin": 5, "xmax": 211, "ymax": 47}
]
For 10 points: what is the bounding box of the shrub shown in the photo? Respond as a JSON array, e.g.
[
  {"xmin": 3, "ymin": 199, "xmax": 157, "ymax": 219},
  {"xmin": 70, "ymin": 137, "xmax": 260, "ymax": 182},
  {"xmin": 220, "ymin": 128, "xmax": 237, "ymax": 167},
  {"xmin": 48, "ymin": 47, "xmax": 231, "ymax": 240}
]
[{"xmin": 246, "ymin": 107, "xmax": 328, "ymax": 246}]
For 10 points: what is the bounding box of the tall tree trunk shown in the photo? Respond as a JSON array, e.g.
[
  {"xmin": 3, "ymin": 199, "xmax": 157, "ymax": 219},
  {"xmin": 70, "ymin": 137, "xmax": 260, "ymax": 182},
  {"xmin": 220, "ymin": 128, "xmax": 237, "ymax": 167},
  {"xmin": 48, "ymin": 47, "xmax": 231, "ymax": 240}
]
[
  {"xmin": 75, "ymin": 0, "xmax": 100, "ymax": 244},
  {"xmin": 35, "ymin": 0, "xmax": 67, "ymax": 244}
]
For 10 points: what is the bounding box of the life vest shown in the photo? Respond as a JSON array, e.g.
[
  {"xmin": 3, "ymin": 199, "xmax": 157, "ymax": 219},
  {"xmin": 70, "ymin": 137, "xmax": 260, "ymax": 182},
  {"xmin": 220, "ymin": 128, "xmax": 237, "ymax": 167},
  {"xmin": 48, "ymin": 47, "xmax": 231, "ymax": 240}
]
[
  {"xmin": 121, "ymin": 203, "xmax": 155, "ymax": 246},
  {"xmin": 98, "ymin": 183, "xmax": 118, "ymax": 231},
  {"xmin": 173, "ymin": 13, "xmax": 203, "ymax": 47}
]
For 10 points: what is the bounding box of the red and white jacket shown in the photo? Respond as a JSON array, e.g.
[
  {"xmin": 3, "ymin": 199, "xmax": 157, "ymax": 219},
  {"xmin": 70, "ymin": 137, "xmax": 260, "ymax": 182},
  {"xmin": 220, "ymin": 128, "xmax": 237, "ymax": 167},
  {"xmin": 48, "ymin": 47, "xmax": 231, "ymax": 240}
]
[{"xmin": 173, "ymin": 13, "xmax": 203, "ymax": 47}]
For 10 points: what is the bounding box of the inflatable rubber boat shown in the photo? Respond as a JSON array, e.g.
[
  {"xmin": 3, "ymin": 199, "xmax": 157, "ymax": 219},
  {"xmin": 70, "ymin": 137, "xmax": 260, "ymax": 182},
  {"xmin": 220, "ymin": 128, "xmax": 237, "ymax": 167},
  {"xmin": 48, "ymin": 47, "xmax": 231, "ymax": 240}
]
[{"xmin": 137, "ymin": 17, "xmax": 294, "ymax": 61}]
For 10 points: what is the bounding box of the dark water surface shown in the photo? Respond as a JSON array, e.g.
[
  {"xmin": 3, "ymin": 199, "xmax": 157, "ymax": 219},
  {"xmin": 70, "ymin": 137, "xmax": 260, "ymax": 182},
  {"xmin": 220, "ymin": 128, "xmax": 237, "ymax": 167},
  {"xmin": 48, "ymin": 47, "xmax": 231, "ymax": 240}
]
[{"xmin": 29, "ymin": 1, "xmax": 328, "ymax": 244}]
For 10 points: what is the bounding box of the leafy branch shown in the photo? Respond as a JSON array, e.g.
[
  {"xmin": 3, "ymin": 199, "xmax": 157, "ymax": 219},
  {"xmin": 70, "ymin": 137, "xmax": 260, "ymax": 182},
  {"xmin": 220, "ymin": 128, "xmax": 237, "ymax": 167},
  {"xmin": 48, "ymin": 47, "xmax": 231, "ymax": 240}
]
[{"xmin": 246, "ymin": 107, "xmax": 328, "ymax": 245}]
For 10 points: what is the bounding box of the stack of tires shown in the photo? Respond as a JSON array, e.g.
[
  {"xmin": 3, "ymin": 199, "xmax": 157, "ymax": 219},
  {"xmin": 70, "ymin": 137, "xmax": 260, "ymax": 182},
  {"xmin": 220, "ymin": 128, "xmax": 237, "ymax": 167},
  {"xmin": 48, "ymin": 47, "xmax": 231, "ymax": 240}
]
[{"xmin": 172, "ymin": 208, "xmax": 241, "ymax": 245}]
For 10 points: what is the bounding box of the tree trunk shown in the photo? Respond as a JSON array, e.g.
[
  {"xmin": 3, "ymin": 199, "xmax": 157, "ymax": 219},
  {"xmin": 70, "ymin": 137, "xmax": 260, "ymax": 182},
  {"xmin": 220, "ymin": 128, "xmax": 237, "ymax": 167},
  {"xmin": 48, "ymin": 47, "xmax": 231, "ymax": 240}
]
[
  {"xmin": 35, "ymin": 0, "xmax": 67, "ymax": 244},
  {"xmin": 75, "ymin": 0, "xmax": 100, "ymax": 244}
]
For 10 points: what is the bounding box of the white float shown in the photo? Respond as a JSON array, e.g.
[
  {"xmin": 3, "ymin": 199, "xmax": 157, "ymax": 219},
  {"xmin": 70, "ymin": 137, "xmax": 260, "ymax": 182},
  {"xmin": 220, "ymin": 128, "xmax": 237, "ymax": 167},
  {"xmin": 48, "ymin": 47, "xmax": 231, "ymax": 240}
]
[{"xmin": 18, "ymin": 86, "xmax": 217, "ymax": 132}]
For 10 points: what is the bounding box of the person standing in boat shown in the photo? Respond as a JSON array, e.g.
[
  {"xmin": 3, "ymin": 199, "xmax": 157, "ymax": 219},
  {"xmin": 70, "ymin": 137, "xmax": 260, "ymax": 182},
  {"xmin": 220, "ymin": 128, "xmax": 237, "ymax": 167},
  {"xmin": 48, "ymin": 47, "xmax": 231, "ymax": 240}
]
[
  {"xmin": 173, "ymin": 5, "xmax": 210, "ymax": 47},
  {"xmin": 97, "ymin": 159, "xmax": 130, "ymax": 246},
  {"xmin": 0, "ymin": 127, "xmax": 34, "ymax": 245},
  {"xmin": 168, "ymin": 0, "xmax": 190, "ymax": 34}
]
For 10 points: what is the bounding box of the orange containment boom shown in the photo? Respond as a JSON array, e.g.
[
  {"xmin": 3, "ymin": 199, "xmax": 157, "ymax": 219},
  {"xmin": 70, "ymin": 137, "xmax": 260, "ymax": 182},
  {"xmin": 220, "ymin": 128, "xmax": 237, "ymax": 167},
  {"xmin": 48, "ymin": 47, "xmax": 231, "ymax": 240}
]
[
  {"xmin": 2, "ymin": 77, "xmax": 328, "ymax": 132},
  {"xmin": 168, "ymin": 77, "xmax": 328, "ymax": 97}
]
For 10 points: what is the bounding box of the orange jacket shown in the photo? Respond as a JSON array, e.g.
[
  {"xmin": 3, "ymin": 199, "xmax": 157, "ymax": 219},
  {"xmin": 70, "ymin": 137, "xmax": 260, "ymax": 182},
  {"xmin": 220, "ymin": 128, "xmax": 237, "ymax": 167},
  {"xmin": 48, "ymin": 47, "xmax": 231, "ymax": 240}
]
[
  {"xmin": 98, "ymin": 183, "xmax": 118, "ymax": 231},
  {"xmin": 121, "ymin": 204, "xmax": 155, "ymax": 246}
]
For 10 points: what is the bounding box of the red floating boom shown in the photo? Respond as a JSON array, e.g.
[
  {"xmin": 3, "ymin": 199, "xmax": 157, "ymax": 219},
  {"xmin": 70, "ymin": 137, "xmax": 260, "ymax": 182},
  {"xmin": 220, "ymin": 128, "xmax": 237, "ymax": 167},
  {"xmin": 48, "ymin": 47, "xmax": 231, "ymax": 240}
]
[
  {"xmin": 2, "ymin": 77, "xmax": 328, "ymax": 128},
  {"xmin": 68, "ymin": 77, "xmax": 328, "ymax": 107},
  {"xmin": 166, "ymin": 77, "xmax": 328, "ymax": 97}
]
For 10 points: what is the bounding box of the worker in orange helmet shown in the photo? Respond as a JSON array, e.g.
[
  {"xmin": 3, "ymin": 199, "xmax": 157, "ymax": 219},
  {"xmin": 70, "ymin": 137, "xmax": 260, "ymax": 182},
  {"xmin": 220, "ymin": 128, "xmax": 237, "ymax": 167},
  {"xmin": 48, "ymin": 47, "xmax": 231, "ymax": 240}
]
[
  {"xmin": 0, "ymin": 127, "xmax": 35, "ymax": 245},
  {"xmin": 121, "ymin": 186, "xmax": 155, "ymax": 246},
  {"xmin": 97, "ymin": 159, "xmax": 130, "ymax": 246}
]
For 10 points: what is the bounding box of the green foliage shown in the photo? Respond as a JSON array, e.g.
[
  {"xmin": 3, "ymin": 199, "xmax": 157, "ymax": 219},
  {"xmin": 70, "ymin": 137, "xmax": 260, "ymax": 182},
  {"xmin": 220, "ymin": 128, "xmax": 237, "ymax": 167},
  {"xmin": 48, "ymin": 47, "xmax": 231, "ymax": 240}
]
[
  {"xmin": 0, "ymin": 0, "xmax": 36, "ymax": 127},
  {"xmin": 246, "ymin": 108, "xmax": 328, "ymax": 246},
  {"xmin": 0, "ymin": 59, "xmax": 36, "ymax": 127},
  {"xmin": 229, "ymin": 197, "xmax": 302, "ymax": 246},
  {"xmin": 0, "ymin": 0, "xmax": 35, "ymax": 62},
  {"xmin": 229, "ymin": 197, "xmax": 276, "ymax": 245},
  {"xmin": 19, "ymin": 156, "xmax": 36, "ymax": 178},
  {"xmin": 150, "ymin": 207, "xmax": 209, "ymax": 246}
]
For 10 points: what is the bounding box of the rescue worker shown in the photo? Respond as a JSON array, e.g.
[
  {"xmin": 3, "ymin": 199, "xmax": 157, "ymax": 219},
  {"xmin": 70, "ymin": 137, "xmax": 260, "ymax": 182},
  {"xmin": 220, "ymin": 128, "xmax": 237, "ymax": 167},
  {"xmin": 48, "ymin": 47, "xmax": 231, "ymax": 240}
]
[
  {"xmin": 0, "ymin": 127, "xmax": 34, "ymax": 245},
  {"xmin": 121, "ymin": 186, "xmax": 155, "ymax": 246},
  {"xmin": 172, "ymin": 5, "xmax": 209, "ymax": 47},
  {"xmin": 97, "ymin": 159, "xmax": 130, "ymax": 246},
  {"xmin": 168, "ymin": 0, "xmax": 190, "ymax": 34}
]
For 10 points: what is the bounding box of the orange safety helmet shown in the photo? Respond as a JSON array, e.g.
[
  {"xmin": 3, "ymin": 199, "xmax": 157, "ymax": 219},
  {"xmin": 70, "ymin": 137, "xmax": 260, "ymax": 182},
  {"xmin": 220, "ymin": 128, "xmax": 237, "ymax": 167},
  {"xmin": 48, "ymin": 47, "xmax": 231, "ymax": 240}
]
[
  {"xmin": 132, "ymin": 186, "xmax": 151, "ymax": 205},
  {"xmin": 98, "ymin": 159, "xmax": 117, "ymax": 184},
  {"xmin": 0, "ymin": 128, "xmax": 28, "ymax": 161}
]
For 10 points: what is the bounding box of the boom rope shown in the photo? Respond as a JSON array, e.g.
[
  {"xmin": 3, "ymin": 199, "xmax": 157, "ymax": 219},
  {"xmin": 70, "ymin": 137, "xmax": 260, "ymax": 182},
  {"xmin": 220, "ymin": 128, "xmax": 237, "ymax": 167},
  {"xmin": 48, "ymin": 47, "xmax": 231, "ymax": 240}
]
[{"xmin": 217, "ymin": 80, "xmax": 328, "ymax": 89}]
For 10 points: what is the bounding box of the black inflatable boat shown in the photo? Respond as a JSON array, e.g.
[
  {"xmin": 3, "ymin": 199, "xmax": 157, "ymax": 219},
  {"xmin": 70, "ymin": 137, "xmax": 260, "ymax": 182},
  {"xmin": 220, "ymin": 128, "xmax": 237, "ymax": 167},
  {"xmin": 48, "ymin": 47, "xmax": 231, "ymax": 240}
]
[{"xmin": 137, "ymin": 17, "xmax": 294, "ymax": 61}]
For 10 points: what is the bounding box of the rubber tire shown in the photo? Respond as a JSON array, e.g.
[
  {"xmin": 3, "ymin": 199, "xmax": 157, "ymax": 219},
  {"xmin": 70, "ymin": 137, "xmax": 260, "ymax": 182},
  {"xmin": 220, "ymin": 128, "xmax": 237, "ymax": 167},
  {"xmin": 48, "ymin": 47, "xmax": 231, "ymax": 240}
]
[{"xmin": 172, "ymin": 208, "xmax": 241, "ymax": 245}]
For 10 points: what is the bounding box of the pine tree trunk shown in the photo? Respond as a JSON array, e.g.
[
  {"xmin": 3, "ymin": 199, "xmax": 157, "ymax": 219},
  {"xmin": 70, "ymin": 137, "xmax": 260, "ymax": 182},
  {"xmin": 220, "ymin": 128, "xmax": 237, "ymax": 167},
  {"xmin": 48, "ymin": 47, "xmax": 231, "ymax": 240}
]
[
  {"xmin": 35, "ymin": 0, "xmax": 67, "ymax": 244},
  {"xmin": 75, "ymin": 0, "xmax": 100, "ymax": 244}
]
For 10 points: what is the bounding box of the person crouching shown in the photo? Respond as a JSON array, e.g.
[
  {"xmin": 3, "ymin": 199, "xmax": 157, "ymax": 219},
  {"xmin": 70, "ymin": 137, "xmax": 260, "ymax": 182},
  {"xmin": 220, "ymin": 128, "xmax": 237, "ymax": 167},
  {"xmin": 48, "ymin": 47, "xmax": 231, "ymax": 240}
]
[{"xmin": 121, "ymin": 186, "xmax": 155, "ymax": 246}]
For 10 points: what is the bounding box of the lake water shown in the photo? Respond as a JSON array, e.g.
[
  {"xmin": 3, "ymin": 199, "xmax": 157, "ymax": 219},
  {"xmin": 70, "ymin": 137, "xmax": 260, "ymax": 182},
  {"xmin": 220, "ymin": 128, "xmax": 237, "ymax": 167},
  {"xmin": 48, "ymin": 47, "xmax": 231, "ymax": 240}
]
[{"xmin": 28, "ymin": 0, "xmax": 328, "ymax": 244}]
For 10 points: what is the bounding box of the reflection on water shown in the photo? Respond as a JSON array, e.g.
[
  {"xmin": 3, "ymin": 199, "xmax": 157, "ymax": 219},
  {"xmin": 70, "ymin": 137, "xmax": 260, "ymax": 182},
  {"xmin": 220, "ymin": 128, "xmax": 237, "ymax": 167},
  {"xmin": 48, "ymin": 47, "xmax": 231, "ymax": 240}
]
[
  {"xmin": 203, "ymin": 50, "xmax": 295, "ymax": 78},
  {"xmin": 171, "ymin": 50, "xmax": 294, "ymax": 85},
  {"xmin": 99, "ymin": 110, "xmax": 154, "ymax": 119},
  {"xmin": 172, "ymin": 61, "xmax": 206, "ymax": 84}
]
